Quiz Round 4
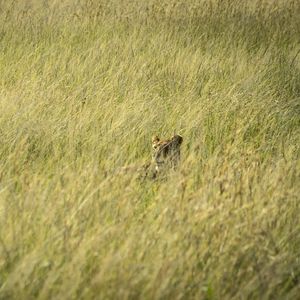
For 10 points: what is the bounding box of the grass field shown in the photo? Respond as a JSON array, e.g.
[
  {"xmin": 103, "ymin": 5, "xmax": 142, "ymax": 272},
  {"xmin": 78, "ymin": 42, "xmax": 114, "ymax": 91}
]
[{"xmin": 0, "ymin": 0, "xmax": 300, "ymax": 299}]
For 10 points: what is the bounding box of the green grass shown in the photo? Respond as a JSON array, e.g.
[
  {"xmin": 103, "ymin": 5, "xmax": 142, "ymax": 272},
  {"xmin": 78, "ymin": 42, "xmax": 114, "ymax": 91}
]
[{"xmin": 0, "ymin": 0, "xmax": 300, "ymax": 299}]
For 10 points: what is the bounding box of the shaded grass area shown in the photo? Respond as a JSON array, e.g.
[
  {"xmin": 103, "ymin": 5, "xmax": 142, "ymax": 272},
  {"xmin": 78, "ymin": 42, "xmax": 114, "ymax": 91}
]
[{"xmin": 0, "ymin": 0, "xmax": 300, "ymax": 299}]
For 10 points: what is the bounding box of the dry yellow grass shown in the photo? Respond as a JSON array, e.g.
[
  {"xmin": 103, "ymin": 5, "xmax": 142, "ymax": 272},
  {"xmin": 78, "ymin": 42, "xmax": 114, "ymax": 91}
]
[{"xmin": 0, "ymin": 0, "xmax": 300, "ymax": 299}]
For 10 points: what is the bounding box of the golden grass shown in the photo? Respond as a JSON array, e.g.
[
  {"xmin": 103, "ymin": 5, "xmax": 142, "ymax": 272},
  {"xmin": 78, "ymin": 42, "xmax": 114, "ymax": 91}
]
[{"xmin": 0, "ymin": 0, "xmax": 300, "ymax": 299}]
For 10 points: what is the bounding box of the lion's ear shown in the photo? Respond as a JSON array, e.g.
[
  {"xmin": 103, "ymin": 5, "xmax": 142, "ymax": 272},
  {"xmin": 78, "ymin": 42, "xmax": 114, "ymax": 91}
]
[
  {"xmin": 173, "ymin": 134, "xmax": 183, "ymax": 145},
  {"xmin": 152, "ymin": 135, "xmax": 160, "ymax": 143}
]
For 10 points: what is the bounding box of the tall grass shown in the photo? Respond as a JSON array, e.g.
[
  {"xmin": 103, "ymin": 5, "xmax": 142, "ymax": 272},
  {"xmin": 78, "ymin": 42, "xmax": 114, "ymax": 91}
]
[{"xmin": 0, "ymin": 0, "xmax": 299, "ymax": 299}]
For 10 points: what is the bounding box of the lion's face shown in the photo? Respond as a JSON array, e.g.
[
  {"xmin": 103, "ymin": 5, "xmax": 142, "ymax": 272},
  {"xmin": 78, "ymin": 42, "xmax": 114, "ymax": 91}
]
[{"xmin": 152, "ymin": 134, "xmax": 183, "ymax": 171}]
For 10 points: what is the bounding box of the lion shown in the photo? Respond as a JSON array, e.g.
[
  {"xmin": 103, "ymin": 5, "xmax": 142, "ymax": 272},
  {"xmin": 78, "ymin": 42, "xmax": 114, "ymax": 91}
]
[
  {"xmin": 112, "ymin": 134, "xmax": 183, "ymax": 180},
  {"xmin": 152, "ymin": 134, "xmax": 183, "ymax": 173}
]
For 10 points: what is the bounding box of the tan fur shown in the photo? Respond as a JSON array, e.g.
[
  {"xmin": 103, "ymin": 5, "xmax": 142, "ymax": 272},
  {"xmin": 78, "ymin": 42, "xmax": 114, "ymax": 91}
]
[
  {"xmin": 113, "ymin": 134, "xmax": 183, "ymax": 180},
  {"xmin": 152, "ymin": 134, "xmax": 183, "ymax": 172}
]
